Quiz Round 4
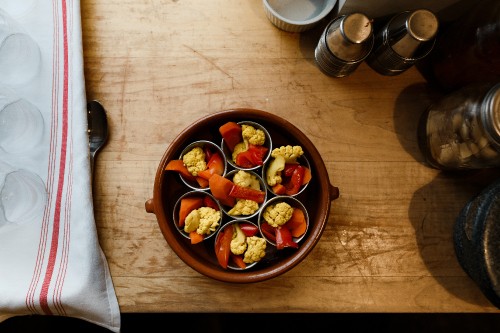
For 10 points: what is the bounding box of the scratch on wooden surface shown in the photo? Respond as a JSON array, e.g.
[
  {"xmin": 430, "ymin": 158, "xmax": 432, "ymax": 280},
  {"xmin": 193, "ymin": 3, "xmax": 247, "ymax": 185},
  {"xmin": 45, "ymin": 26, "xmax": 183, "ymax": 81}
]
[
  {"xmin": 120, "ymin": 47, "xmax": 131, "ymax": 126},
  {"xmin": 183, "ymin": 44, "xmax": 235, "ymax": 89},
  {"xmin": 335, "ymin": 229, "xmax": 368, "ymax": 278},
  {"xmin": 334, "ymin": 230, "xmax": 376, "ymax": 303}
]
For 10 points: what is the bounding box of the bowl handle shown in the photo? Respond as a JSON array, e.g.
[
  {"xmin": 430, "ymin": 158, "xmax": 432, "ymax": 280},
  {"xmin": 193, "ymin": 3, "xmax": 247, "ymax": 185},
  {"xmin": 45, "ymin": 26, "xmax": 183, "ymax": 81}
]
[
  {"xmin": 329, "ymin": 184, "xmax": 339, "ymax": 201},
  {"xmin": 145, "ymin": 198, "xmax": 155, "ymax": 214}
]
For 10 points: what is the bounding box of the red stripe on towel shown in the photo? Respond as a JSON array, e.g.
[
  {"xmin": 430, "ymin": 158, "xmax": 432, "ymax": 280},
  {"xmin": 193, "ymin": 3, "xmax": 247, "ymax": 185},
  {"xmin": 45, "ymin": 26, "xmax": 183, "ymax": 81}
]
[{"xmin": 39, "ymin": 0, "xmax": 69, "ymax": 315}]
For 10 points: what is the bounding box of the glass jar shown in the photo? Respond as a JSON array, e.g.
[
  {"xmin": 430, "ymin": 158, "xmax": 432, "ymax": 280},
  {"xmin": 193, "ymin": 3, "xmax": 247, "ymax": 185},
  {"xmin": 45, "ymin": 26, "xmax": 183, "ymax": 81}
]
[
  {"xmin": 418, "ymin": 82, "xmax": 500, "ymax": 170},
  {"xmin": 429, "ymin": 0, "xmax": 500, "ymax": 92}
]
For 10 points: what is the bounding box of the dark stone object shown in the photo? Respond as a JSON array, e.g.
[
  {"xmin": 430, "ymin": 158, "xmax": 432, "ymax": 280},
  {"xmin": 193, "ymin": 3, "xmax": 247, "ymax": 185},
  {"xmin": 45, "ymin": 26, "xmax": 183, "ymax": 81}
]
[{"xmin": 454, "ymin": 178, "xmax": 500, "ymax": 309}]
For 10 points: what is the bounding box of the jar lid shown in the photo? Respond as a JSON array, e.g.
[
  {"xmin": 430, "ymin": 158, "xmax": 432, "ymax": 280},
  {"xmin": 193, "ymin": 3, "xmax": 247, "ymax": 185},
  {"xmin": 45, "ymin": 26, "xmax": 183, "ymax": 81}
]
[
  {"xmin": 341, "ymin": 12, "xmax": 372, "ymax": 44},
  {"xmin": 325, "ymin": 13, "xmax": 374, "ymax": 62},
  {"xmin": 482, "ymin": 83, "xmax": 500, "ymax": 146},
  {"xmin": 406, "ymin": 9, "xmax": 439, "ymax": 42}
]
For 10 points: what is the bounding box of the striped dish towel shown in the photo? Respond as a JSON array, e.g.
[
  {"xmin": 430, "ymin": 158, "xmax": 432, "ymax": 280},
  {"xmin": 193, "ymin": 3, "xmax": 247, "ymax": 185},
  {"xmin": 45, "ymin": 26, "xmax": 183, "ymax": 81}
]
[{"xmin": 0, "ymin": 1, "xmax": 120, "ymax": 331}]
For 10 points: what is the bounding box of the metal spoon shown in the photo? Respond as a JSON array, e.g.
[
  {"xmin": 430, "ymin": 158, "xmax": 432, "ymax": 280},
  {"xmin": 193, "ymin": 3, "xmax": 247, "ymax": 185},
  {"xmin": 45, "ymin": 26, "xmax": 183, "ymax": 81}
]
[{"xmin": 87, "ymin": 100, "xmax": 108, "ymax": 175}]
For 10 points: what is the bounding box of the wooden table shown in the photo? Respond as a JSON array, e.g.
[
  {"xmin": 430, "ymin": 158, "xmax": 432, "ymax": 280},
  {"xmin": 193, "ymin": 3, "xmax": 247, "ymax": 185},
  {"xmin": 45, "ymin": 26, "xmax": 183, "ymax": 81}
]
[{"xmin": 81, "ymin": 0, "xmax": 500, "ymax": 313}]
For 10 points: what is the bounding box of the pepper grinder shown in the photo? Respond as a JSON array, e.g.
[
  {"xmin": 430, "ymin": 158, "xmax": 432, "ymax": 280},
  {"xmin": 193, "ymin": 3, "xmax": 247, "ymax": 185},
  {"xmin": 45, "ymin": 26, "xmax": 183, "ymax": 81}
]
[{"xmin": 366, "ymin": 9, "xmax": 438, "ymax": 76}]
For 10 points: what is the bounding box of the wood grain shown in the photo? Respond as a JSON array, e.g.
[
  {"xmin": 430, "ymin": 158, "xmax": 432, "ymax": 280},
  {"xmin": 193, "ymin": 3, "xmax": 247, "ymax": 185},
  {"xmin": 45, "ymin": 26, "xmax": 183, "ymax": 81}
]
[{"xmin": 81, "ymin": 0, "xmax": 500, "ymax": 313}]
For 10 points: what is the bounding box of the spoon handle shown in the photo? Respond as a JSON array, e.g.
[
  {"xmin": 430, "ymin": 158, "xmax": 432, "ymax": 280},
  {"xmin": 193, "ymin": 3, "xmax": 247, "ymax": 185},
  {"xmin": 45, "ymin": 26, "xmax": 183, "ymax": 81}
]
[{"xmin": 87, "ymin": 100, "xmax": 109, "ymax": 177}]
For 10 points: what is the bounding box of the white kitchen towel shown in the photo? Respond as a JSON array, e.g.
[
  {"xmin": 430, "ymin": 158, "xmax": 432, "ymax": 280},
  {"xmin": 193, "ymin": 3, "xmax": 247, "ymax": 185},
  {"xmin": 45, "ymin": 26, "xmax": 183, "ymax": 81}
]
[{"xmin": 0, "ymin": 1, "xmax": 120, "ymax": 332}]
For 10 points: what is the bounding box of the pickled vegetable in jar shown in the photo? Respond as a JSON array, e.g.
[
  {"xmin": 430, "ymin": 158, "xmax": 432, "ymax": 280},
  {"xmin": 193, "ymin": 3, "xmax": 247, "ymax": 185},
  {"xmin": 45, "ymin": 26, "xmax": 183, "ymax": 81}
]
[{"xmin": 418, "ymin": 82, "xmax": 500, "ymax": 170}]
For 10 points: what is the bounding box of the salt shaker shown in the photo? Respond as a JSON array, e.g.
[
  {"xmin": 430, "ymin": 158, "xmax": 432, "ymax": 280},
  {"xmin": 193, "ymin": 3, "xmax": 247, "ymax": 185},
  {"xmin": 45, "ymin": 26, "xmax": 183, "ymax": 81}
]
[
  {"xmin": 418, "ymin": 82, "xmax": 500, "ymax": 170},
  {"xmin": 454, "ymin": 178, "xmax": 500, "ymax": 309},
  {"xmin": 314, "ymin": 13, "xmax": 373, "ymax": 78},
  {"xmin": 366, "ymin": 9, "xmax": 438, "ymax": 76}
]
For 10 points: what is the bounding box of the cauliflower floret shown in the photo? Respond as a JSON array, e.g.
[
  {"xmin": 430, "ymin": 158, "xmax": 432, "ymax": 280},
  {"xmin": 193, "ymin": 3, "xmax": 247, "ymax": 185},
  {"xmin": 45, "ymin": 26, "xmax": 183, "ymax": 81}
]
[
  {"xmin": 243, "ymin": 236, "xmax": 267, "ymax": 264},
  {"xmin": 241, "ymin": 124, "xmax": 266, "ymax": 146},
  {"xmin": 183, "ymin": 209, "xmax": 200, "ymax": 233},
  {"xmin": 263, "ymin": 202, "xmax": 293, "ymax": 227},
  {"xmin": 182, "ymin": 146, "xmax": 206, "ymax": 176},
  {"xmin": 233, "ymin": 170, "xmax": 260, "ymax": 190},
  {"xmin": 230, "ymin": 223, "xmax": 247, "ymax": 255},
  {"xmin": 271, "ymin": 145, "xmax": 304, "ymax": 163},
  {"xmin": 266, "ymin": 155, "xmax": 285, "ymax": 186},
  {"xmin": 227, "ymin": 199, "xmax": 259, "ymax": 216},
  {"xmin": 183, "ymin": 207, "xmax": 220, "ymax": 235}
]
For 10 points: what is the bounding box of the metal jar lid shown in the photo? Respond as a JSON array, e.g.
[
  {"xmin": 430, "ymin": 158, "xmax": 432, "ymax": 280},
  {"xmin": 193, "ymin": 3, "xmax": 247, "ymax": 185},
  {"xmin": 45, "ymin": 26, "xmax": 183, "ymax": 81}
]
[
  {"xmin": 325, "ymin": 12, "xmax": 373, "ymax": 62},
  {"xmin": 389, "ymin": 9, "xmax": 439, "ymax": 59},
  {"xmin": 482, "ymin": 82, "xmax": 500, "ymax": 148}
]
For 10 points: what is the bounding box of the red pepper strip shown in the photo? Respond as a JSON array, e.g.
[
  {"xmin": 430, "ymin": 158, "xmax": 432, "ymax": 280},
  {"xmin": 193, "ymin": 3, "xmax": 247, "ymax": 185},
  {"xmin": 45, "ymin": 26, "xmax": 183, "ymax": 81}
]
[
  {"xmin": 195, "ymin": 176, "xmax": 209, "ymax": 188},
  {"xmin": 231, "ymin": 254, "xmax": 246, "ymax": 269},
  {"xmin": 239, "ymin": 223, "xmax": 259, "ymax": 237},
  {"xmin": 272, "ymin": 184, "xmax": 286, "ymax": 195},
  {"xmin": 247, "ymin": 144, "xmax": 268, "ymax": 165},
  {"xmin": 219, "ymin": 122, "xmax": 242, "ymax": 152},
  {"xmin": 165, "ymin": 160, "xmax": 196, "ymax": 181},
  {"xmin": 203, "ymin": 195, "xmax": 219, "ymax": 211},
  {"xmin": 229, "ymin": 184, "xmax": 266, "ymax": 203},
  {"xmin": 209, "ymin": 174, "xmax": 236, "ymax": 207},
  {"xmin": 275, "ymin": 226, "xmax": 298, "ymax": 250},
  {"xmin": 189, "ymin": 231, "xmax": 204, "ymax": 244},
  {"xmin": 235, "ymin": 144, "xmax": 268, "ymax": 168},
  {"xmin": 234, "ymin": 152, "xmax": 254, "ymax": 168},
  {"xmin": 283, "ymin": 163, "xmax": 299, "ymax": 177},
  {"xmin": 285, "ymin": 165, "xmax": 305, "ymax": 196},
  {"xmin": 203, "ymin": 145, "xmax": 213, "ymax": 161},
  {"xmin": 198, "ymin": 152, "xmax": 225, "ymax": 180},
  {"xmin": 260, "ymin": 222, "xmax": 276, "ymax": 243},
  {"xmin": 215, "ymin": 226, "xmax": 233, "ymax": 269}
]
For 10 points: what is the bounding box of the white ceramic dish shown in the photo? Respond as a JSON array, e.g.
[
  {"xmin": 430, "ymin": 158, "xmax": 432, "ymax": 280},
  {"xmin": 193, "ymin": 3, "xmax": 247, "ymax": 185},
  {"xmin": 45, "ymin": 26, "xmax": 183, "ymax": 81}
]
[{"xmin": 263, "ymin": 0, "xmax": 337, "ymax": 33}]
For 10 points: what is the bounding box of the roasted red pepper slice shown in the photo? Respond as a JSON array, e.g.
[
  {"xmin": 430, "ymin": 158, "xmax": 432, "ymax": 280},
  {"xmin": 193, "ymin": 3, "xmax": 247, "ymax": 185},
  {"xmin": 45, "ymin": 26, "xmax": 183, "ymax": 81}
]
[
  {"xmin": 231, "ymin": 254, "xmax": 246, "ymax": 269},
  {"xmin": 285, "ymin": 165, "xmax": 305, "ymax": 196},
  {"xmin": 165, "ymin": 160, "xmax": 196, "ymax": 181},
  {"xmin": 235, "ymin": 144, "xmax": 268, "ymax": 168},
  {"xmin": 272, "ymin": 183, "xmax": 286, "ymax": 195},
  {"xmin": 239, "ymin": 222, "xmax": 259, "ymax": 237},
  {"xmin": 283, "ymin": 163, "xmax": 299, "ymax": 177},
  {"xmin": 203, "ymin": 195, "xmax": 219, "ymax": 211},
  {"xmin": 234, "ymin": 151, "xmax": 254, "ymax": 168},
  {"xmin": 219, "ymin": 122, "xmax": 242, "ymax": 152},
  {"xmin": 229, "ymin": 184, "xmax": 265, "ymax": 203},
  {"xmin": 247, "ymin": 144, "xmax": 268, "ymax": 165},
  {"xmin": 203, "ymin": 145, "xmax": 213, "ymax": 161},
  {"xmin": 275, "ymin": 226, "xmax": 298, "ymax": 250},
  {"xmin": 260, "ymin": 222, "xmax": 276, "ymax": 243},
  {"xmin": 215, "ymin": 226, "xmax": 233, "ymax": 269},
  {"xmin": 198, "ymin": 152, "xmax": 225, "ymax": 180}
]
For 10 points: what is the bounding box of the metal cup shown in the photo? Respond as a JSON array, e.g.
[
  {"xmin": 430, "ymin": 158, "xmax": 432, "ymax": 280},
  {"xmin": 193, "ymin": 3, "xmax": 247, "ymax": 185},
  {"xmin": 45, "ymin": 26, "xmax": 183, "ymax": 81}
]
[
  {"xmin": 178, "ymin": 140, "xmax": 227, "ymax": 191},
  {"xmin": 366, "ymin": 9, "xmax": 439, "ymax": 76},
  {"xmin": 315, "ymin": 13, "xmax": 374, "ymax": 78},
  {"xmin": 222, "ymin": 169, "xmax": 267, "ymax": 220}
]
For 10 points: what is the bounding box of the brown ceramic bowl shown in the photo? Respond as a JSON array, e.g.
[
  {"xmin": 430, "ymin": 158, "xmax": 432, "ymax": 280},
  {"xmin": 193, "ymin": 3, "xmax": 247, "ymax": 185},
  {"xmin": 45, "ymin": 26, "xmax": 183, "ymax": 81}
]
[{"xmin": 145, "ymin": 108, "xmax": 339, "ymax": 283}]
